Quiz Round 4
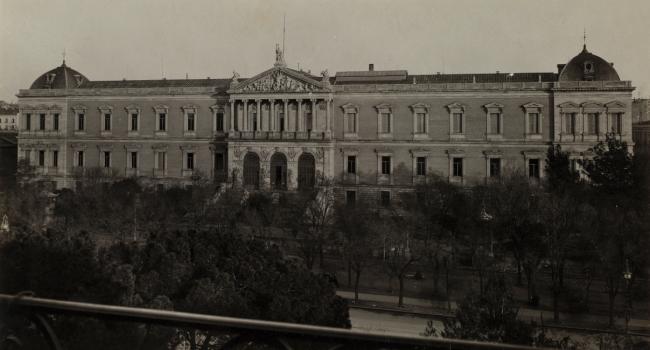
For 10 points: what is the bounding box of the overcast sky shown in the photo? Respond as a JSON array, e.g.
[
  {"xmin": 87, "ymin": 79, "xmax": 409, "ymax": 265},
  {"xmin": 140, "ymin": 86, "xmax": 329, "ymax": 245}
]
[{"xmin": 1, "ymin": 0, "xmax": 648, "ymax": 102}]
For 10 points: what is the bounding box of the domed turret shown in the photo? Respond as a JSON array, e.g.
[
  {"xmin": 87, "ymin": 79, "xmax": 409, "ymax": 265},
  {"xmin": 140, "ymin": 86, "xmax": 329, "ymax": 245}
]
[
  {"xmin": 30, "ymin": 60, "xmax": 88, "ymax": 89},
  {"xmin": 558, "ymin": 45, "xmax": 620, "ymax": 81}
]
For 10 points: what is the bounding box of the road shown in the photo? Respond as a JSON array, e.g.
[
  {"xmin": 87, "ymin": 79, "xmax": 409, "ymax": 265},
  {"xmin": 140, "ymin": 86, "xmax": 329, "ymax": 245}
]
[{"xmin": 349, "ymin": 308, "xmax": 442, "ymax": 337}]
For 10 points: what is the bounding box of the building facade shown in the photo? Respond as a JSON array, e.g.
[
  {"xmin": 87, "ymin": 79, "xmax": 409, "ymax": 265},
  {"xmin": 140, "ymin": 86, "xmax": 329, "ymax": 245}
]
[
  {"xmin": 0, "ymin": 102, "xmax": 18, "ymax": 131},
  {"xmin": 16, "ymin": 45, "xmax": 634, "ymax": 202}
]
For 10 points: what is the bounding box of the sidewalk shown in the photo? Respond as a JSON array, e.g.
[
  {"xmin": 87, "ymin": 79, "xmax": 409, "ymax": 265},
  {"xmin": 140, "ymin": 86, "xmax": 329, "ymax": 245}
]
[{"xmin": 337, "ymin": 290, "xmax": 650, "ymax": 334}]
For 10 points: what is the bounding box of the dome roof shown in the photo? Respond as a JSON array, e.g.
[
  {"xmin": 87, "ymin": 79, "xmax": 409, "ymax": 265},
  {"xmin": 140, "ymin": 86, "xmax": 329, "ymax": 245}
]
[
  {"xmin": 558, "ymin": 46, "xmax": 620, "ymax": 81},
  {"xmin": 30, "ymin": 60, "xmax": 88, "ymax": 89}
]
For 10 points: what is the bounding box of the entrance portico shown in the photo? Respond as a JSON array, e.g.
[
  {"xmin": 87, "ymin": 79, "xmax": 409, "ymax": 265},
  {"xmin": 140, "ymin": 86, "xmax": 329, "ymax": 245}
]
[{"xmin": 226, "ymin": 47, "xmax": 335, "ymax": 190}]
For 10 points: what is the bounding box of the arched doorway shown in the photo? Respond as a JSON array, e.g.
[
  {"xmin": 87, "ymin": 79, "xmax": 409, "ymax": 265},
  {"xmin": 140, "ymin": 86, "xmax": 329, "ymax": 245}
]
[
  {"xmin": 298, "ymin": 153, "xmax": 316, "ymax": 190},
  {"xmin": 270, "ymin": 153, "xmax": 287, "ymax": 190},
  {"xmin": 243, "ymin": 153, "xmax": 260, "ymax": 189}
]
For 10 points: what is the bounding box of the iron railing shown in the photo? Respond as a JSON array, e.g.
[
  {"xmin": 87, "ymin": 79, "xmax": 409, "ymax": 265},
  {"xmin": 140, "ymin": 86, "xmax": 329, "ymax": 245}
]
[{"xmin": 0, "ymin": 293, "xmax": 548, "ymax": 350}]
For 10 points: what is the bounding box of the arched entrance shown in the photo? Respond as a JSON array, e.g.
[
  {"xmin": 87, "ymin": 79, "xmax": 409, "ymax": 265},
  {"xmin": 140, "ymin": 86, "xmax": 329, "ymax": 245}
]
[
  {"xmin": 298, "ymin": 153, "xmax": 316, "ymax": 190},
  {"xmin": 270, "ymin": 153, "xmax": 287, "ymax": 190},
  {"xmin": 243, "ymin": 153, "xmax": 260, "ymax": 189}
]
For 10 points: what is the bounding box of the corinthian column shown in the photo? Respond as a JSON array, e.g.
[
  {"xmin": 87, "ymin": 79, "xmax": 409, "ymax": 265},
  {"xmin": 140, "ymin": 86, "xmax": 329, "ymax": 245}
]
[{"xmin": 229, "ymin": 100, "xmax": 235, "ymax": 131}]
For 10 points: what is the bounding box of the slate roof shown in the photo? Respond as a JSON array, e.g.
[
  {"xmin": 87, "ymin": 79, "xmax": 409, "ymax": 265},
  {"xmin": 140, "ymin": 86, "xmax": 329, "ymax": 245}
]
[
  {"xmin": 333, "ymin": 72, "xmax": 557, "ymax": 85},
  {"xmin": 80, "ymin": 78, "xmax": 234, "ymax": 89},
  {"xmin": 30, "ymin": 61, "xmax": 88, "ymax": 89}
]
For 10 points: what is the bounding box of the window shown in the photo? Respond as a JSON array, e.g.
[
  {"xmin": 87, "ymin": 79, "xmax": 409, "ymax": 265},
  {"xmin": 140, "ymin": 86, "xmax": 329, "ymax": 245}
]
[
  {"xmin": 489, "ymin": 158, "xmax": 501, "ymax": 177},
  {"xmin": 380, "ymin": 113, "xmax": 391, "ymax": 133},
  {"xmin": 77, "ymin": 113, "xmax": 85, "ymax": 131},
  {"xmin": 381, "ymin": 156, "xmax": 391, "ymax": 175},
  {"xmin": 52, "ymin": 151, "xmax": 58, "ymax": 168},
  {"xmin": 186, "ymin": 152, "xmax": 194, "ymax": 170},
  {"xmin": 103, "ymin": 151, "xmax": 111, "ymax": 168},
  {"xmin": 103, "ymin": 113, "xmax": 112, "ymax": 131},
  {"xmin": 416, "ymin": 157, "xmax": 426, "ymax": 176},
  {"xmin": 528, "ymin": 113, "xmax": 540, "ymax": 134},
  {"xmin": 528, "ymin": 159, "xmax": 540, "ymax": 179},
  {"xmin": 586, "ymin": 113, "xmax": 598, "ymax": 134},
  {"xmin": 38, "ymin": 150, "xmax": 45, "ymax": 167},
  {"xmin": 53, "ymin": 114, "xmax": 59, "ymax": 131},
  {"xmin": 216, "ymin": 112, "xmax": 224, "ymax": 132},
  {"xmin": 156, "ymin": 152, "xmax": 166, "ymax": 170},
  {"xmin": 489, "ymin": 113, "xmax": 501, "ymax": 134},
  {"xmin": 39, "ymin": 114, "xmax": 46, "ymax": 130},
  {"xmin": 25, "ymin": 113, "xmax": 31, "ymax": 130},
  {"xmin": 453, "ymin": 113, "xmax": 463, "ymax": 134},
  {"xmin": 345, "ymin": 112, "xmax": 357, "ymax": 133},
  {"xmin": 187, "ymin": 112, "xmax": 195, "ymax": 132},
  {"xmin": 380, "ymin": 191, "xmax": 391, "ymax": 207},
  {"xmin": 130, "ymin": 152, "xmax": 138, "ymax": 169},
  {"xmin": 452, "ymin": 158, "xmax": 463, "ymax": 177},
  {"xmin": 611, "ymin": 113, "xmax": 622, "ymax": 134},
  {"xmin": 563, "ymin": 113, "xmax": 575, "ymax": 134},
  {"xmin": 252, "ymin": 111, "xmax": 258, "ymax": 131},
  {"xmin": 415, "ymin": 113, "xmax": 426, "ymax": 133},
  {"xmin": 346, "ymin": 191, "xmax": 356, "ymax": 206},
  {"xmin": 215, "ymin": 153, "xmax": 225, "ymax": 171},
  {"xmin": 347, "ymin": 156, "xmax": 356, "ymax": 174},
  {"xmin": 77, "ymin": 151, "xmax": 84, "ymax": 167},
  {"xmin": 130, "ymin": 113, "xmax": 139, "ymax": 131},
  {"xmin": 158, "ymin": 113, "xmax": 167, "ymax": 131}
]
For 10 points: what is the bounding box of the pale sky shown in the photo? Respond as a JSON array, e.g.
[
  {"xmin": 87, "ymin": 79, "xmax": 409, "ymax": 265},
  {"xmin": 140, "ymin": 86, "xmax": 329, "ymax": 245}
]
[{"xmin": 1, "ymin": 0, "xmax": 649, "ymax": 102}]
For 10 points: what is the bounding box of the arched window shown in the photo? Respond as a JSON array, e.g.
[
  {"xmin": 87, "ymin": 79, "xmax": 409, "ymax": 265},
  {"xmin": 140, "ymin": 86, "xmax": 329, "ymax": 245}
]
[
  {"xmin": 270, "ymin": 153, "xmax": 287, "ymax": 190},
  {"xmin": 243, "ymin": 153, "xmax": 260, "ymax": 189},
  {"xmin": 298, "ymin": 153, "xmax": 316, "ymax": 190}
]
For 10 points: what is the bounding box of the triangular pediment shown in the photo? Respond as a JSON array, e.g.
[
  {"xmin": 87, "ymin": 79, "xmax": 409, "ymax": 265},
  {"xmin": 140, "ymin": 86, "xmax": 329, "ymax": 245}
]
[
  {"xmin": 558, "ymin": 101, "xmax": 579, "ymax": 109},
  {"xmin": 229, "ymin": 67, "xmax": 328, "ymax": 94},
  {"xmin": 581, "ymin": 101, "xmax": 603, "ymax": 109},
  {"xmin": 605, "ymin": 101, "xmax": 626, "ymax": 109}
]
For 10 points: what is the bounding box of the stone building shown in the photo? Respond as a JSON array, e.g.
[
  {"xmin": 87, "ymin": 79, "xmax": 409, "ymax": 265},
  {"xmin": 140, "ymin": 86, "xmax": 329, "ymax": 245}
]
[
  {"xmin": 16, "ymin": 44, "xmax": 634, "ymax": 204},
  {"xmin": 0, "ymin": 102, "xmax": 19, "ymax": 131}
]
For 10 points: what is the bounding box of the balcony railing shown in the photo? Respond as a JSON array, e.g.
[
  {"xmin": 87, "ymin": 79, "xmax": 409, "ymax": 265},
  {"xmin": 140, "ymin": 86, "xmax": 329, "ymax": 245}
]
[
  {"xmin": 0, "ymin": 293, "xmax": 544, "ymax": 350},
  {"xmin": 227, "ymin": 130, "xmax": 331, "ymax": 141}
]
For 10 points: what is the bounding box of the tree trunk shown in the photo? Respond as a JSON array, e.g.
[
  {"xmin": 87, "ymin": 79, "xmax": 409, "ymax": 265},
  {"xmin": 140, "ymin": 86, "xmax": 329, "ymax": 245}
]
[
  {"xmin": 319, "ymin": 243, "xmax": 324, "ymax": 269},
  {"xmin": 516, "ymin": 259, "xmax": 523, "ymax": 286},
  {"xmin": 398, "ymin": 275, "xmax": 405, "ymax": 307},
  {"xmin": 553, "ymin": 286, "xmax": 560, "ymax": 322},
  {"xmin": 445, "ymin": 264, "xmax": 451, "ymax": 311},
  {"xmin": 432, "ymin": 258, "xmax": 440, "ymax": 294},
  {"xmin": 558, "ymin": 261, "xmax": 565, "ymax": 288},
  {"xmin": 347, "ymin": 258, "xmax": 352, "ymax": 287},
  {"xmin": 608, "ymin": 291, "xmax": 616, "ymax": 327},
  {"xmin": 354, "ymin": 268, "xmax": 361, "ymax": 302}
]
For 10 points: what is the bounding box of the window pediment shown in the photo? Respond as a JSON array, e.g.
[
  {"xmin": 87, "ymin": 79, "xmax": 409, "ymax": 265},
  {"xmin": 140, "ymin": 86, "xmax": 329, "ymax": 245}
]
[
  {"xmin": 98, "ymin": 105, "xmax": 113, "ymax": 113},
  {"xmin": 124, "ymin": 105, "xmax": 140, "ymax": 113},
  {"xmin": 483, "ymin": 150, "xmax": 503, "ymax": 157},
  {"xmin": 210, "ymin": 104, "xmax": 225, "ymax": 112},
  {"xmin": 581, "ymin": 101, "xmax": 604, "ymax": 112},
  {"xmin": 153, "ymin": 105, "xmax": 169, "ymax": 113},
  {"xmin": 340, "ymin": 103, "xmax": 359, "ymax": 113},
  {"xmin": 181, "ymin": 104, "xmax": 199, "ymax": 112},
  {"xmin": 374, "ymin": 103, "xmax": 392, "ymax": 113},
  {"xmin": 446, "ymin": 102, "xmax": 466, "ymax": 113},
  {"xmin": 522, "ymin": 102, "xmax": 543, "ymax": 111},
  {"xmin": 558, "ymin": 102, "xmax": 580, "ymax": 112},
  {"xmin": 605, "ymin": 101, "xmax": 626, "ymax": 112},
  {"xmin": 410, "ymin": 103, "xmax": 430, "ymax": 113},
  {"xmin": 446, "ymin": 149, "xmax": 465, "ymax": 157},
  {"xmin": 72, "ymin": 104, "xmax": 88, "ymax": 112}
]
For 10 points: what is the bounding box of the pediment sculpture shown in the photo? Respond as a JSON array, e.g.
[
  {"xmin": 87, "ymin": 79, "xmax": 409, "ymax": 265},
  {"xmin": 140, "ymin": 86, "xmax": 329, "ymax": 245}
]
[{"xmin": 239, "ymin": 70, "xmax": 319, "ymax": 93}]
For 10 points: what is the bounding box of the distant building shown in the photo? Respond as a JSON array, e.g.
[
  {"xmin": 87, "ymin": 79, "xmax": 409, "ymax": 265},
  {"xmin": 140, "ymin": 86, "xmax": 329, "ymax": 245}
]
[
  {"xmin": 16, "ymin": 44, "xmax": 635, "ymax": 205},
  {"xmin": 0, "ymin": 102, "xmax": 19, "ymax": 131},
  {"xmin": 633, "ymin": 99, "xmax": 649, "ymax": 123}
]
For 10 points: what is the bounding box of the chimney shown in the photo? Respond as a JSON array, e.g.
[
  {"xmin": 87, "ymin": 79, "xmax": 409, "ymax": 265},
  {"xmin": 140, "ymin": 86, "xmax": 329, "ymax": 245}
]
[{"xmin": 369, "ymin": 64, "xmax": 374, "ymax": 71}]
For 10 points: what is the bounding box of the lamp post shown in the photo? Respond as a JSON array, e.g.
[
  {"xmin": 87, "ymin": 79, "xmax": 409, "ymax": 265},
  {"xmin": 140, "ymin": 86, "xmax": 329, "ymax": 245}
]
[{"xmin": 623, "ymin": 258, "xmax": 632, "ymax": 337}]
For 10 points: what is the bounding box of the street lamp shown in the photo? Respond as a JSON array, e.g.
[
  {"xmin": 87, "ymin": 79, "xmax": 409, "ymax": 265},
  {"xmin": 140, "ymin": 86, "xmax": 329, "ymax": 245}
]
[
  {"xmin": 480, "ymin": 206, "xmax": 494, "ymax": 258},
  {"xmin": 623, "ymin": 258, "xmax": 632, "ymax": 336}
]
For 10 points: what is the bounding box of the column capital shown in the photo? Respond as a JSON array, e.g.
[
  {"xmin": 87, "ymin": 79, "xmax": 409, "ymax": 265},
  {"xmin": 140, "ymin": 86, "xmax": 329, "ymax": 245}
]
[{"xmin": 282, "ymin": 98, "xmax": 289, "ymax": 103}]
